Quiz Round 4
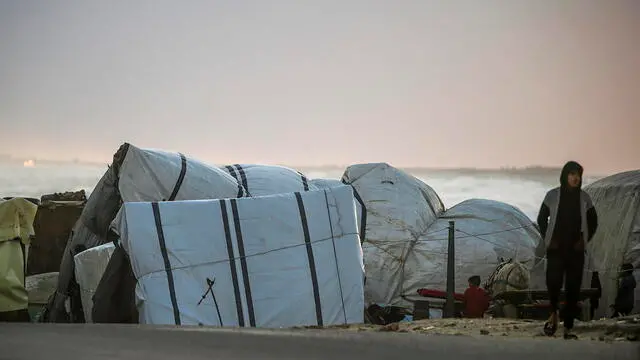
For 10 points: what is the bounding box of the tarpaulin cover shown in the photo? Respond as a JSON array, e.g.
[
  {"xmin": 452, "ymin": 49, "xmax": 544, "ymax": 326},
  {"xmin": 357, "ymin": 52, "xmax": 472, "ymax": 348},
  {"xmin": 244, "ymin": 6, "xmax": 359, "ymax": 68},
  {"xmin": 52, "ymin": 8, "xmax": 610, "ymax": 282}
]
[
  {"xmin": 366, "ymin": 197, "xmax": 539, "ymax": 307},
  {"xmin": 112, "ymin": 186, "xmax": 364, "ymax": 328},
  {"xmin": 74, "ymin": 242, "xmax": 116, "ymax": 322},
  {"xmin": 47, "ymin": 143, "xmax": 242, "ymax": 322},
  {"xmin": 221, "ymin": 164, "xmax": 317, "ymax": 197},
  {"xmin": 584, "ymin": 170, "xmax": 640, "ymax": 317},
  {"xmin": 341, "ymin": 163, "xmax": 445, "ymax": 307}
]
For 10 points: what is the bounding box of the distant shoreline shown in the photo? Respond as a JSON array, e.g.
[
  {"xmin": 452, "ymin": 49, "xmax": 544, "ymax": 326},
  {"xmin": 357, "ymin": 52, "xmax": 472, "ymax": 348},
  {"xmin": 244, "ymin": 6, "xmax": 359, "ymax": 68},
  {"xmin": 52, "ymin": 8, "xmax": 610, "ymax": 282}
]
[{"xmin": 0, "ymin": 157, "xmax": 618, "ymax": 177}]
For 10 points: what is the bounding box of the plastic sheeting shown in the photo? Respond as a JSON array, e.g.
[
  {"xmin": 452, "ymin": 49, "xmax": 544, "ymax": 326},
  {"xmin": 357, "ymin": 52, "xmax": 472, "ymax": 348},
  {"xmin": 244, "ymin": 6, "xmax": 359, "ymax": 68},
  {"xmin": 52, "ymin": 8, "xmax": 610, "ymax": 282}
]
[
  {"xmin": 220, "ymin": 164, "xmax": 317, "ymax": 197},
  {"xmin": 119, "ymin": 147, "xmax": 242, "ymax": 202},
  {"xmin": 74, "ymin": 242, "xmax": 116, "ymax": 323},
  {"xmin": 310, "ymin": 178, "xmax": 343, "ymax": 190},
  {"xmin": 584, "ymin": 170, "xmax": 640, "ymax": 318},
  {"xmin": 376, "ymin": 199, "xmax": 539, "ymax": 307},
  {"xmin": 26, "ymin": 272, "xmax": 59, "ymax": 306},
  {"xmin": 311, "ymin": 178, "xmax": 366, "ymax": 243},
  {"xmin": 0, "ymin": 198, "xmax": 38, "ymax": 312},
  {"xmin": 112, "ymin": 186, "xmax": 364, "ymax": 328},
  {"xmin": 46, "ymin": 143, "xmax": 242, "ymax": 322},
  {"xmin": 341, "ymin": 163, "xmax": 446, "ymax": 307}
]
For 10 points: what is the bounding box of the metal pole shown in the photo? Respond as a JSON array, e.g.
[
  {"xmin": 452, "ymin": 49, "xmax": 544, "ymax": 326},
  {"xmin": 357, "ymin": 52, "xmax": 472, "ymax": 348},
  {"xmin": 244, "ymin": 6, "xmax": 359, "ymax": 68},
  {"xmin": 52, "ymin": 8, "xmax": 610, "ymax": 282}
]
[{"xmin": 445, "ymin": 220, "xmax": 456, "ymax": 318}]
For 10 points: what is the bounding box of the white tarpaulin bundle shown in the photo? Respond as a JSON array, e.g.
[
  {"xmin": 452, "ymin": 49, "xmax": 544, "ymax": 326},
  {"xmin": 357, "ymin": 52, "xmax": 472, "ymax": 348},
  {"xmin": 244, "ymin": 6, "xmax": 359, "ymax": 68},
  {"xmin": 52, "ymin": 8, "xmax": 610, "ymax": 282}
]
[
  {"xmin": 414, "ymin": 199, "xmax": 540, "ymax": 297},
  {"xmin": 341, "ymin": 163, "xmax": 446, "ymax": 307},
  {"xmin": 119, "ymin": 145, "xmax": 245, "ymax": 202},
  {"xmin": 584, "ymin": 170, "xmax": 640, "ymax": 317},
  {"xmin": 73, "ymin": 242, "xmax": 116, "ymax": 323},
  {"xmin": 112, "ymin": 185, "xmax": 365, "ymax": 328},
  {"xmin": 47, "ymin": 143, "xmax": 242, "ymax": 322},
  {"xmin": 221, "ymin": 164, "xmax": 317, "ymax": 197}
]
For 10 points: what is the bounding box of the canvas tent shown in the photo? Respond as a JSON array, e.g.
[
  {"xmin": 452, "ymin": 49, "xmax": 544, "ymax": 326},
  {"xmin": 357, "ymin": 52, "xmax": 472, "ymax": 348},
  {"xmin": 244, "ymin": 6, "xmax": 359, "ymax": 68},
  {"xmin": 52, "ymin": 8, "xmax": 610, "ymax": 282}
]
[
  {"xmin": 410, "ymin": 199, "xmax": 540, "ymax": 298},
  {"xmin": 340, "ymin": 163, "xmax": 446, "ymax": 307},
  {"xmin": 221, "ymin": 164, "xmax": 318, "ymax": 197},
  {"xmin": 0, "ymin": 198, "xmax": 38, "ymax": 317},
  {"xmin": 111, "ymin": 185, "xmax": 364, "ymax": 327},
  {"xmin": 584, "ymin": 170, "xmax": 640, "ymax": 317},
  {"xmin": 44, "ymin": 143, "xmax": 243, "ymax": 322}
]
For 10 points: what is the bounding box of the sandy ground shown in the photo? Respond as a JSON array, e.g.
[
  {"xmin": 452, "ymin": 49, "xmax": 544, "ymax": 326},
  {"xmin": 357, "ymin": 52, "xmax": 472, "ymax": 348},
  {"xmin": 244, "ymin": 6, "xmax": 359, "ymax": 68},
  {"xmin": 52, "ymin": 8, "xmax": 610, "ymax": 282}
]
[
  {"xmin": 23, "ymin": 274, "xmax": 640, "ymax": 343},
  {"xmin": 305, "ymin": 316, "xmax": 640, "ymax": 343}
]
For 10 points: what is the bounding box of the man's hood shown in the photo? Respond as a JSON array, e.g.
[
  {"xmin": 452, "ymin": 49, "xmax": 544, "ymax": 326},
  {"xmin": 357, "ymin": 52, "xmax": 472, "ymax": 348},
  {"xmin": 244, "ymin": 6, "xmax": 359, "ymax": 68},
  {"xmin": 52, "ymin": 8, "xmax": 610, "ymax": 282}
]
[{"xmin": 560, "ymin": 161, "xmax": 584, "ymax": 188}]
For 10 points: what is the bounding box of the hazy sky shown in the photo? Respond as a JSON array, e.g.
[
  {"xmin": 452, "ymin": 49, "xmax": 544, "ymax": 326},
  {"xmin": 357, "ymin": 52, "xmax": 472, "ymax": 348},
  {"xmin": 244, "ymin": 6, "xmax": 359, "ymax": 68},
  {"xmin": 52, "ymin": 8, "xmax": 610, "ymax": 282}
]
[{"xmin": 1, "ymin": 0, "xmax": 638, "ymax": 173}]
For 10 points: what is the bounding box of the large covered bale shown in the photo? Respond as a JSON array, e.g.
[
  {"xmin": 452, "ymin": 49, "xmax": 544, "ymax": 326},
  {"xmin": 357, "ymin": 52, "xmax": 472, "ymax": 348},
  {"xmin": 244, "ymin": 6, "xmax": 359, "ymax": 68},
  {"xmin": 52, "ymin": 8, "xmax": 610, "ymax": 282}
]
[
  {"xmin": 44, "ymin": 143, "xmax": 244, "ymax": 323},
  {"xmin": 111, "ymin": 185, "xmax": 363, "ymax": 327}
]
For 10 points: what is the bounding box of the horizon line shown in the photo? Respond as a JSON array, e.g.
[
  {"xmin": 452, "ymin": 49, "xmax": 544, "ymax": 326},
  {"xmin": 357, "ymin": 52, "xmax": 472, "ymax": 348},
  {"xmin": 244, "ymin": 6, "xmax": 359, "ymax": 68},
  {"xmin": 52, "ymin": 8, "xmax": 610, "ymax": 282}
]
[{"xmin": 0, "ymin": 155, "xmax": 619, "ymax": 176}]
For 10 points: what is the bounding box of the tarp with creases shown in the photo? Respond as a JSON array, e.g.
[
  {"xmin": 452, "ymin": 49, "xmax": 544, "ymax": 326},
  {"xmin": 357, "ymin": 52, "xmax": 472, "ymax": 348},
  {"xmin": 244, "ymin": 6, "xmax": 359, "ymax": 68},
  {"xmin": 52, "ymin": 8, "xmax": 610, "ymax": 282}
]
[
  {"xmin": 221, "ymin": 164, "xmax": 318, "ymax": 197},
  {"xmin": 340, "ymin": 163, "xmax": 446, "ymax": 307},
  {"xmin": 414, "ymin": 199, "xmax": 539, "ymax": 297},
  {"xmin": 45, "ymin": 143, "xmax": 242, "ymax": 322},
  {"xmin": 311, "ymin": 178, "xmax": 365, "ymax": 244},
  {"xmin": 111, "ymin": 186, "xmax": 364, "ymax": 327},
  {"xmin": 74, "ymin": 242, "xmax": 116, "ymax": 323},
  {"xmin": 584, "ymin": 170, "xmax": 640, "ymax": 318}
]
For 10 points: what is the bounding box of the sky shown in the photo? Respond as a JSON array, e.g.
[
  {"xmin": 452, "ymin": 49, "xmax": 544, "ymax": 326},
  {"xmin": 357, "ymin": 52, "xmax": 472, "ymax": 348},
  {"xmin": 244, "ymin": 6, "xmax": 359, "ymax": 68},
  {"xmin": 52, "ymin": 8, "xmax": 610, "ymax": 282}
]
[{"xmin": 0, "ymin": 0, "xmax": 638, "ymax": 174}]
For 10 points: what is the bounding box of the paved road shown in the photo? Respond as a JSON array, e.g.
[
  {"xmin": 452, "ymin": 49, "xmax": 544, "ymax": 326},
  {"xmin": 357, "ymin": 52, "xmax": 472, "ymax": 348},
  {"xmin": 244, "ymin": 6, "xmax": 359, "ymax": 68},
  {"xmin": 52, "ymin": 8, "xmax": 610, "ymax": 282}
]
[{"xmin": 0, "ymin": 323, "xmax": 637, "ymax": 360}]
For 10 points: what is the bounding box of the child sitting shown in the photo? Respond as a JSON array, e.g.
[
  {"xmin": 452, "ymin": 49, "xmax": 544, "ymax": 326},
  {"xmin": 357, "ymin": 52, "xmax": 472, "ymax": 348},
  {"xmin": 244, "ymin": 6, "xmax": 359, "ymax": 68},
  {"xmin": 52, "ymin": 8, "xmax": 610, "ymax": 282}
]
[{"xmin": 463, "ymin": 275, "xmax": 489, "ymax": 318}]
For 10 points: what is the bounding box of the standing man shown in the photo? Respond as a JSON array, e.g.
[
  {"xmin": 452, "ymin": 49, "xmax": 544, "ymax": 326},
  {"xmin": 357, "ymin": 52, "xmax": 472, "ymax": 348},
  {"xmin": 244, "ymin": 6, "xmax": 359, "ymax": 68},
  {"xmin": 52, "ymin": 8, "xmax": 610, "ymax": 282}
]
[{"xmin": 536, "ymin": 161, "xmax": 598, "ymax": 339}]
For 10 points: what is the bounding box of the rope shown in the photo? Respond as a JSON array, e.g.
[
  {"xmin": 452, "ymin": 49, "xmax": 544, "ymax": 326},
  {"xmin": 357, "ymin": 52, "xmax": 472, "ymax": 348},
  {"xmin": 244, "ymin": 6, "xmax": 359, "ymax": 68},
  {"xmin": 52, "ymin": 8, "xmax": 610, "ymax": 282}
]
[{"xmin": 134, "ymin": 232, "xmax": 359, "ymax": 280}]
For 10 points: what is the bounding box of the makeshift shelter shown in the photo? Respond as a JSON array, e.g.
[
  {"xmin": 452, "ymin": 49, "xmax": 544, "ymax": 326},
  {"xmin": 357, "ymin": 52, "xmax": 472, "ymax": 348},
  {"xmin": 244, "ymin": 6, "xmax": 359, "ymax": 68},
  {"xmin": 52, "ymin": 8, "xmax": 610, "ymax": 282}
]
[
  {"xmin": 0, "ymin": 198, "xmax": 38, "ymax": 320},
  {"xmin": 418, "ymin": 199, "xmax": 539, "ymax": 293},
  {"xmin": 43, "ymin": 143, "xmax": 243, "ymax": 323},
  {"xmin": 110, "ymin": 185, "xmax": 364, "ymax": 327},
  {"xmin": 340, "ymin": 163, "xmax": 446, "ymax": 307},
  {"xmin": 221, "ymin": 164, "xmax": 317, "ymax": 196},
  {"xmin": 584, "ymin": 170, "xmax": 640, "ymax": 317}
]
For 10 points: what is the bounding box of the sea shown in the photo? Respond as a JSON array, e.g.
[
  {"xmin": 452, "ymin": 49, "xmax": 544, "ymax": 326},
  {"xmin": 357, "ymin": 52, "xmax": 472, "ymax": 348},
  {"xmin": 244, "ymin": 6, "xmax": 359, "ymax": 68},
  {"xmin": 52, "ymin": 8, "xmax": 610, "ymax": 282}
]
[{"xmin": 0, "ymin": 163, "xmax": 603, "ymax": 221}]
